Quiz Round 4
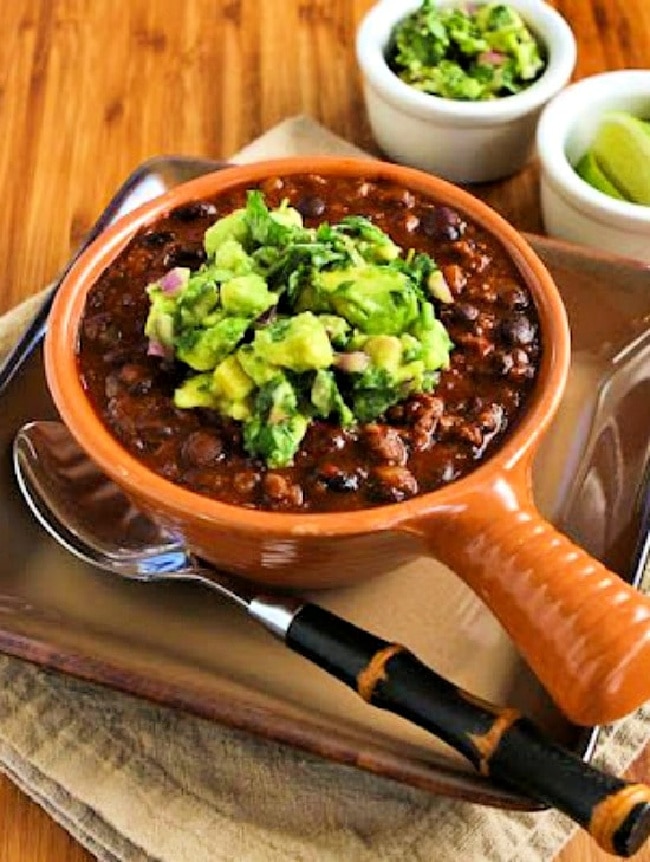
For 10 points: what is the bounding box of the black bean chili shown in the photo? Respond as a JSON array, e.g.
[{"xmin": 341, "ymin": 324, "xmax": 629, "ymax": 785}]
[{"xmin": 78, "ymin": 174, "xmax": 541, "ymax": 513}]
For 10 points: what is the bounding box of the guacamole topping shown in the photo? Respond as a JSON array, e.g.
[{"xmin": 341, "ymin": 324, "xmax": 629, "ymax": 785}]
[
  {"xmin": 144, "ymin": 191, "xmax": 453, "ymax": 468},
  {"xmin": 387, "ymin": 1, "xmax": 546, "ymax": 101}
]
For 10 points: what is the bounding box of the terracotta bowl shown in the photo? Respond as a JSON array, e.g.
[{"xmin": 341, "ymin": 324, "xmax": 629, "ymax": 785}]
[{"xmin": 45, "ymin": 156, "xmax": 650, "ymax": 727}]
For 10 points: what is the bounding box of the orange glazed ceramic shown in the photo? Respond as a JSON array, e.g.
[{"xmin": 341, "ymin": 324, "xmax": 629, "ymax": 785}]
[{"xmin": 45, "ymin": 157, "xmax": 650, "ymax": 727}]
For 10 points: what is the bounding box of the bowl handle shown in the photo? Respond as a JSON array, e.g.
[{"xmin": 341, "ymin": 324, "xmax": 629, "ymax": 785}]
[{"xmin": 404, "ymin": 473, "xmax": 650, "ymax": 726}]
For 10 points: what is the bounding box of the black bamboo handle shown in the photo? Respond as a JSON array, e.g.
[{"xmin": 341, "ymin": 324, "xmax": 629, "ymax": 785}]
[{"xmin": 286, "ymin": 603, "xmax": 650, "ymax": 857}]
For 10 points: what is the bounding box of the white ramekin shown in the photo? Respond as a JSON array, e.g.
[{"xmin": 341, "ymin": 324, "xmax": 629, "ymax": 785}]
[
  {"xmin": 356, "ymin": 0, "xmax": 577, "ymax": 183},
  {"xmin": 536, "ymin": 70, "xmax": 650, "ymax": 263}
]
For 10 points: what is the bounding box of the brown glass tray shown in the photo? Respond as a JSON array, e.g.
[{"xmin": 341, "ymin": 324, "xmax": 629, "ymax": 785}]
[{"xmin": 1, "ymin": 158, "xmax": 649, "ymax": 811}]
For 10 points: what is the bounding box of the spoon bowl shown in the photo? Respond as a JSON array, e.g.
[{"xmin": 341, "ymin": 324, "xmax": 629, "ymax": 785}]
[{"xmin": 13, "ymin": 420, "xmax": 257, "ymax": 605}]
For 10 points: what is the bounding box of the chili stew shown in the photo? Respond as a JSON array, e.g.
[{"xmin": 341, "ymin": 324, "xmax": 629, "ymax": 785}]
[{"xmin": 78, "ymin": 173, "xmax": 541, "ymax": 513}]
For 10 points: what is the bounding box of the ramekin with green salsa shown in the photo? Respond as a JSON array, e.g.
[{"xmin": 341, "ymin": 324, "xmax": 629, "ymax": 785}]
[
  {"xmin": 356, "ymin": 0, "xmax": 576, "ymax": 181},
  {"xmin": 387, "ymin": 1, "xmax": 546, "ymax": 101}
]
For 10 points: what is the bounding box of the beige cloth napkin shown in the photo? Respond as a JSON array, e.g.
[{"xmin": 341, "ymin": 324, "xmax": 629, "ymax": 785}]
[{"xmin": 1, "ymin": 116, "xmax": 649, "ymax": 862}]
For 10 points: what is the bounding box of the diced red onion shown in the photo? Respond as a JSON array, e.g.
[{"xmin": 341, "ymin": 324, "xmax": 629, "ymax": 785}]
[
  {"xmin": 256, "ymin": 304, "xmax": 279, "ymax": 326},
  {"xmin": 478, "ymin": 50, "xmax": 507, "ymax": 67},
  {"xmin": 159, "ymin": 266, "xmax": 190, "ymax": 295},
  {"xmin": 147, "ymin": 338, "xmax": 172, "ymax": 359}
]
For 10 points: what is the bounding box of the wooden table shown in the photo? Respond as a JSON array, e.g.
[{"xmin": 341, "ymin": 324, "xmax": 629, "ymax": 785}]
[{"xmin": 0, "ymin": 1, "xmax": 648, "ymax": 859}]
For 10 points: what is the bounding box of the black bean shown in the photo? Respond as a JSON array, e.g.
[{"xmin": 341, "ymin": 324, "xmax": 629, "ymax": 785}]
[
  {"xmin": 451, "ymin": 302, "xmax": 480, "ymax": 324},
  {"xmin": 182, "ymin": 431, "xmax": 223, "ymax": 467},
  {"xmin": 181, "ymin": 469, "xmax": 226, "ymax": 495},
  {"xmin": 163, "ymin": 245, "xmax": 207, "ymax": 269},
  {"xmin": 117, "ymin": 363, "xmax": 154, "ymax": 395},
  {"xmin": 170, "ymin": 202, "xmax": 217, "ymax": 221},
  {"xmin": 86, "ymin": 288, "xmax": 106, "ymax": 310},
  {"xmin": 420, "ymin": 206, "xmax": 466, "ymax": 242},
  {"xmin": 456, "ymin": 423, "xmax": 483, "ymax": 448},
  {"xmin": 140, "ymin": 230, "xmax": 176, "ymax": 247},
  {"xmin": 233, "ymin": 471, "xmax": 259, "ymax": 495},
  {"xmin": 295, "ymin": 195, "xmax": 326, "ymax": 219},
  {"xmin": 362, "ymin": 425, "xmax": 407, "ymax": 465},
  {"xmin": 367, "ymin": 466, "xmax": 418, "ymax": 503},
  {"xmin": 317, "ymin": 464, "xmax": 361, "ymax": 493},
  {"xmin": 260, "ymin": 176, "xmax": 284, "ymax": 194},
  {"xmin": 159, "ymin": 461, "xmax": 181, "ymax": 482},
  {"xmin": 133, "ymin": 413, "xmax": 176, "ymax": 438},
  {"xmin": 428, "ymin": 455, "xmax": 463, "ymax": 486},
  {"xmin": 500, "ymin": 314, "xmax": 536, "ymax": 346},
  {"xmin": 492, "ymin": 349, "xmax": 514, "ymax": 376},
  {"xmin": 299, "ymin": 423, "xmax": 350, "ymax": 459},
  {"xmin": 261, "ymin": 477, "xmax": 303, "ymax": 509},
  {"xmin": 132, "ymin": 437, "xmax": 164, "ymax": 455},
  {"xmin": 500, "ymin": 284, "xmax": 530, "ymax": 310}
]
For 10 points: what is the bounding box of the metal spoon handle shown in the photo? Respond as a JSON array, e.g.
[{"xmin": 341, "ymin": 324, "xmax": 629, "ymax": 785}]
[{"xmin": 268, "ymin": 601, "xmax": 650, "ymax": 857}]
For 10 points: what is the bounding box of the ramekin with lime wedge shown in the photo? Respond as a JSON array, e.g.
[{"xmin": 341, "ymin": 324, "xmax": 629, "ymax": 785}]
[
  {"xmin": 576, "ymin": 110, "xmax": 650, "ymax": 205},
  {"xmin": 537, "ymin": 70, "xmax": 650, "ymax": 263}
]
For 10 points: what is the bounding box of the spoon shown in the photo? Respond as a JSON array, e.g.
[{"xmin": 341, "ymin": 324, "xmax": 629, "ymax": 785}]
[{"xmin": 13, "ymin": 419, "xmax": 650, "ymax": 857}]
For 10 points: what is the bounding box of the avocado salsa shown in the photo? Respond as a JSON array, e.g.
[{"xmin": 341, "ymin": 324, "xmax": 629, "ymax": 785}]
[
  {"xmin": 144, "ymin": 190, "xmax": 453, "ymax": 469},
  {"xmin": 78, "ymin": 174, "xmax": 541, "ymax": 513},
  {"xmin": 387, "ymin": 1, "xmax": 546, "ymax": 101}
]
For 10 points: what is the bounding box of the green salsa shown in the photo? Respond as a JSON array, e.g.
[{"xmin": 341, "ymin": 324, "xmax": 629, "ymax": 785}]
[{"xmin": 387, "ymin": 1, "xmax": 546, "ymax": 101}]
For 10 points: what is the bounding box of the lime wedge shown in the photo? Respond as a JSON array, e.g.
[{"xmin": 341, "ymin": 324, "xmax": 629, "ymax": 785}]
[
  {"xmin": 590, "ymin": 111, "xmax": 650, "ymax": 205},
  {"xmin": 575, "ymin": 151, "xmax": 626, "ymax": 200}
]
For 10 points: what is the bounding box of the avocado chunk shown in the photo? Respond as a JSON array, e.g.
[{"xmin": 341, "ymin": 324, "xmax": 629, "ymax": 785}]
[
  {"xmin": 243, "ymin": 377, "xmax": 308, "ymax": 468},
  {"xmin": 337, "ymin": 215, "xmax": 401, "ymax": 263},
  {"xmin": 211, "ymin": 355, "xmax": 255, "ymax": 420},
  {"xmin": 144, "ymin": 289, "xmax": 176, "ymax": 352},
  {"xmin": 363, "ymin": 335, "xmax": 403, "ymax": 372},
  {"xmin": 251, "ymin": 312, "xmax": 333, "ymax": 372},
  {"xmin": 236, "ymin": 344, "xmax": 283, "ymax": 387},
  {"xmin": 412, "ymin": 302, "xmax": 454, "ymax": 371},
  {"xmin": 220, "ymin": 273, "xmax": 278, "ymax": 318},
  {"xmin": 175, "ymin": 316, "xmax": 250, "ymax": 371},
  {"xmin": 302, "ymin": 265, "xmax": 419, "ymax": 336},
  {"xmin": 174, "ymin": 373, "xmax": 218, "ymax": 409},
  {"xmin": 311, "ymin": 369, "xmax": 354, "ymax": 426},
  {"xmin": 317, "ymin": 314, "xmax": 350, "ymax": 347},
  {"xmin": 212, "ymin": 354, "xmax": 254, "ymax": 401},
  {"xmin": 210, "ymin": 238, "xmax": 254, "ymax": 279},
  {"xmin": 204, "ymin": 209, "xmax": 248, "ymax": 258},
  {"xmin": 349, "ymin": 367, "xmax": 402, "ymax": 423},
  {"xmin": 175, "ymin": 279, "xmax": 220, "ymax": 329},
  {"xmin": 419, "ymin": 319, "xmax": 454, "ymax": 371},
  {"xmin": 245, "ymin": 190, "xmax": 304, "ymax": 245}
]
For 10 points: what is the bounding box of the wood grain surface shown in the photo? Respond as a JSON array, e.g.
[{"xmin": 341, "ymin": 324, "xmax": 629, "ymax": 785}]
[{"xmin": 0, "ymin": 1, "xmax": 649, "ymax": 860}]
